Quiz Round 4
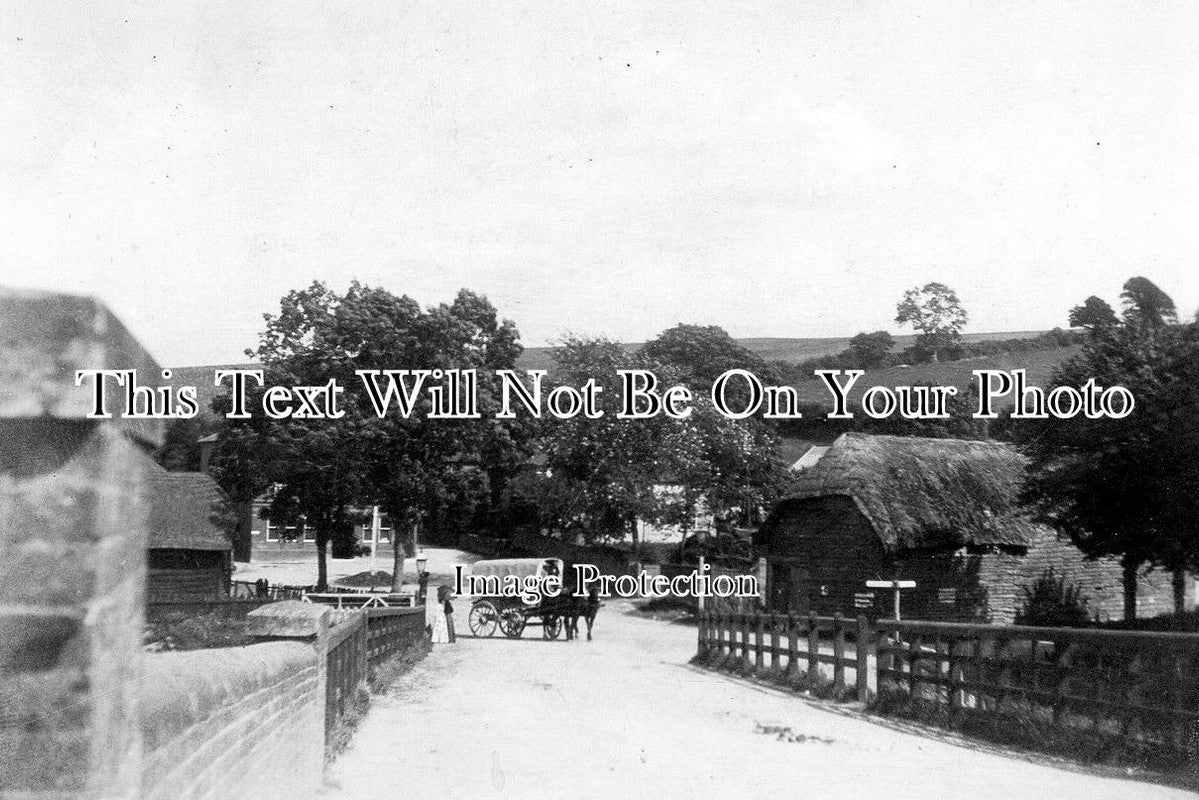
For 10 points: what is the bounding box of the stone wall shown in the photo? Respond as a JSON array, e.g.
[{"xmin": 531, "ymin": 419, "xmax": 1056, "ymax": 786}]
[
  {"xmin": 139, "ymin": 641, "xmax": 323, "ymax": 800},
  {"xmin": 0, "ymin": 291, "xmax": 429, "ymax": 799}
]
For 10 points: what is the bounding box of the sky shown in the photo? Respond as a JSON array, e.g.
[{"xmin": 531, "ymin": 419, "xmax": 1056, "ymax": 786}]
[{"xmin": 3, "ymin": 2, "xmax": 1199, "ymax": 367}]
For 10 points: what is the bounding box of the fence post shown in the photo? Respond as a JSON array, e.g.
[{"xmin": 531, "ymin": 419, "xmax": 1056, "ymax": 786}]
[
  {"xmin": 833, "ymin": 613, "xmax": 846, "ymax": 689},
  {"xmin": 908, "ymin": 631, "xmax": 921, "ymax": 697},
  {"xmin": 740, "ymin": 612, "xmax": 751, "ymax": 668},
  {"xmin": 807, "ymin": 611, "xmax": 820, "ymax": 682},
  {"xmin": 856, "ymin": 615, "xmax": 871, "ymax": 703},
  {"xmin": 0, "ymin": 291, "xmax": 165, "ymax": 798},
  {"xmin": 770, "ymin": 613, "xmax": 781, "ymax": 673},
  {"xmin": 755, "ymin": 614, "xmax": 765, "ymax": 672},
  {"xmin": 787, "ymin": 615, "xmax": 799, "ymax": 676}
]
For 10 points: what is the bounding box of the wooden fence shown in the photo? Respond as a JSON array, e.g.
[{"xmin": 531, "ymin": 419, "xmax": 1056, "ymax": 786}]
[
  {"xmin": 697, "ymin": 610, "xmax": 871, "ymax": 702},
  {"xmin": 697, "ymin": 611, "xmax": 1199, "ymax": 757},
  {"xmin": 876, "ymin": 619, "xmax": 1199, "ymax": 752},
  {"xmin": 230, "ymin": 579, "xmax": 309, "ymax": 600},
  {"xmin": 324, "ymin": 607, "xmax": 427, "ymax": 743}
]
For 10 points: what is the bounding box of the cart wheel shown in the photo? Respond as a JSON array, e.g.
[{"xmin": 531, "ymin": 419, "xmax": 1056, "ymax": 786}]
[
  {"xmin": 468, "ymin": 601, "xmax": 498, "ymax": 637},
  {"xmin": 543, "ymin": 615, "xmax": 562, "ymax": 640},
  {"xmin": 499, "ymin": 607, "xmax": 526, "ymax": 638}
]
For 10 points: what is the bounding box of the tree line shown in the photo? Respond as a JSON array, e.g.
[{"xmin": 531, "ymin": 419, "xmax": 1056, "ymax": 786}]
[
  {"xmin": 1016, "ymin": 277, "xmax": 1199, "ymax": 619},
  {"xmin": 168, "ymin": 283, "xmax": 791, "ymax": 589}
]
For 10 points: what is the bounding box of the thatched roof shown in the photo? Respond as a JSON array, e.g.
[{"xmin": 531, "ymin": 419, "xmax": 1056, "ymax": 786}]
[
  {"xmin": 148, "ymin": 467, "xmax": 233, "ymax": 551},
  {"xmin": 773, "ymin": 432, "xmax": 1042, "ymax": 552}
]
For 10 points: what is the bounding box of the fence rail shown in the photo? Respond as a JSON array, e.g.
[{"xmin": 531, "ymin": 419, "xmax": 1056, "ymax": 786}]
[
  {"xmin": 697, "ymin": 610, "xmax": 871, "ymax": 702},
  {"xmin": 323, "ymin": 605, "xmax": 427, "ymax": 743},
  {"xmin": 365, "ymin": 608, "xmax": 427, "ymax": 668},
  {"xmin": 875, "ymin": 619, "xmax": 1199, "ymax": 751},
  {"xmin": 697, "ymin": 611, "xmax": 1199, "ymax": 757},
  {"xmin": 230, "ymin": 579, "xmax": 308, "ymax": 600},
  {"xmin": 305, "ymin": 592, "xmax": 417, "ymax": 609}
]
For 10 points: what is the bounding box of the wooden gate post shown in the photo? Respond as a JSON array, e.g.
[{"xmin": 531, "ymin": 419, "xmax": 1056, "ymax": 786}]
[
  {"xmin": 856, "ymin": 615, "xmax": 871, "ymax": 703},
  {"xmin": 832, "ymin": 613, "xmax": 846, "ymax": 689},
  {"xmin": 770, "ymin": 613, "xmax": 781, "ymax": 673},
  {"xmin": 755, "ymin": 614, "xmax": 765, "ymax": 672},
  {"xmin": 740, "ymin": 612, "xmax": 751, "ymax": 668},
  {"xmin": 807, "ymin": 611, "xmax": 820, "ymax": 682},
  {"xmin": 786, "ymin": 615, "xmax": 799, "ymax": 677}
]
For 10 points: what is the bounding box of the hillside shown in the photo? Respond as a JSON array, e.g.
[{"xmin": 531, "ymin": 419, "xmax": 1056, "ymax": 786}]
[
  {"xmin": 787, "ymin": 346, "xmax": 1080, "ymax": 408},
  {"xmin": 515, "ymin": 330, "xmax": 1056, "ymax": 371},
  {"xmin": 167, "ymin": 331, "xmax": 1075, "ymax": 416}
]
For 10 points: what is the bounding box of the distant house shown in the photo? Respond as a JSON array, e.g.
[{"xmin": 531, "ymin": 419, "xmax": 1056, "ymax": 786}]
[
  {"xmin": 756, "ymin": 432, "xmax": 1182, "ymax": 624},
  {"xmin": 635, "ymin": 485, "xmax": 715, "ymax": 545},
  {"xmin": 147, "ymin": 466, "xmax": 234, "ymax": 602}
]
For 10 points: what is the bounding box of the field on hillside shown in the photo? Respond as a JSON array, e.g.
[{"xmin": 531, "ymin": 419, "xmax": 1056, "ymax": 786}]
[
  {"xmin": 515, "ymin": 330, "xmax": 1054, "ymax": 371},
  {"xmin": 787, "ymin": 345, "xmax": 1080, "ymax": 406}
]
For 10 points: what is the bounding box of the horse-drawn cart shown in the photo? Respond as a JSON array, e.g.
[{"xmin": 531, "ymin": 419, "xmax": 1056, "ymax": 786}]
[{"xmin": 466, "ymin": 558, "xmax": 577, "ymax": 639}]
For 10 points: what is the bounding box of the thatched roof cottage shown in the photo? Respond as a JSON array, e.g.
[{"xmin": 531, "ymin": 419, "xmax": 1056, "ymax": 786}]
[{"xmin": 755, "ymin": 432, "xmax": 1178, "ymax": 623}]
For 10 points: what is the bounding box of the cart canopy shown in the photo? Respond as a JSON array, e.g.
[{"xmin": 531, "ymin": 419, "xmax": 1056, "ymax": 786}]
[{"xmin": 468, "ymin": 558, "xmax": 564, "ymax": 582}]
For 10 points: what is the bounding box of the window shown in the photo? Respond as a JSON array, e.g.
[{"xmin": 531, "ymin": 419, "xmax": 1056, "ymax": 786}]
[
  {"xmin": 265, "ymin": 523, "xmax": 280, "ymax": 542},
  {"xmin": 301, "ymin": 525, "xmax": 315, "ymax": 543}
]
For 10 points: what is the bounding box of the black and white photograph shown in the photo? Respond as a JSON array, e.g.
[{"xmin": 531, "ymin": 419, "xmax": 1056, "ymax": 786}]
[{"xmin": 4, "ymin": 2, "xmax": 1199, "ymax": 798}]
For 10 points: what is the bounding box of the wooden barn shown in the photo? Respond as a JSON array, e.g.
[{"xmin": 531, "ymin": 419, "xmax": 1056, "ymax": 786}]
[
  {"xmin": 755, "ymin": 432, "xmax": 1180, "ymax": 624},
  {"xmin": 146, "ymin": 466, "xmax": 234, "ymax": 602}
]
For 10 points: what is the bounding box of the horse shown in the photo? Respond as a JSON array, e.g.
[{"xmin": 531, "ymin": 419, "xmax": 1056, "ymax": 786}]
[
  {"xmin": 561, "ymin": 587, "xmax": 601, "ymax": 641},
  {"xmin": 554, "ymin": 564, "xmax": 602, "ymax": 641}
]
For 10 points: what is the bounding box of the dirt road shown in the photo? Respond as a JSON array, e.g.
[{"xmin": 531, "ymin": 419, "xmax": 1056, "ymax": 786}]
[{"xmin": 321, "ymin": 601, "xmax": 1192, "ymax": 800}]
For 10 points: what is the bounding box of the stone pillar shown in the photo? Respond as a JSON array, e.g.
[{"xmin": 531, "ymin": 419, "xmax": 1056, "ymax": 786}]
[{"xmin": 0, "ymin": 289, "xmax": 163, "ymax": 798}]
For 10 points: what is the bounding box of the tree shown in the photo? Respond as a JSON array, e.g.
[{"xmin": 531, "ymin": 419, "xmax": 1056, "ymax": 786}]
[
  {"xmin": 366, "ymin": 289, "xmax": 532, "ymax": 588},
  {"xmin": 1120, "ymin": 276, "xmax": 1177, "ymax": 331},
  {"xmin": 894, "ymin": 282, "xmax": 969, "ymax": 362},
  {"xmin": 1137, "ymin": 320, "xmax": 1199, "ymax": 612},
  {"xmin": 1068, "ymin": 295, "xmax": 1118, "ymax": 332},
  {"xmin": 642, "ymin": 324, "xmax": 780, "ymax": 391},
  {"xmin": 521, "ymin": 335, "xmax": 789, "ymax": 546},
  {"xmin": 1017, "ymin": 279, "xmax": 1187, "ymax": 619},
  {"xmin": 208, "ymin": 282, "xmax": 530, "ymax": 590},
  {"xmin": 224, "ymin": 282, "xmax": 378, "ymax": 590},
  {"xmin": 845, "ymin": 330, "xmax": 896, "ymax": 369},
  {"xmin": 524, "ymin": 336, "xmax": 680, "ymax": 542}
]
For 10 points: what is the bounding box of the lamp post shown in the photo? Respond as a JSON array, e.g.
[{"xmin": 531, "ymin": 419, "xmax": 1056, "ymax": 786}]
[{"xmin": 415, "ymin": 553, "xmax": 428, "ymax": 605}]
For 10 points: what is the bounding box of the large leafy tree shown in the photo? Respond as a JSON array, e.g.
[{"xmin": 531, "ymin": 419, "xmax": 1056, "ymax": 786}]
[
  {"xmin": 209, "ymin": 282, "xmax": 530, "ymax": 590},
  {"xmin": 1068, "ymin": 295, "xmax": 1118, "ymax": 332},
  {"xmin": 845, "ymin": 330, "xmax": 896, "ymax": 369},
  {"xmin": 524, "ymin": 334, "xmax": 788, "ymax": 545},
  {"xmin": 1017, "ymin": 277, "xmax": 1191, "ymax": 618},
  {"xmin": 211, "ymin": 282, "xmax": 381, "ymax": 590},
  {"xmin": 641, "ymin": 324, "xmax": 780, "ymax": 388},
  {"xmin": 895, "ymin": 282, "xmax": 969, "ymax": 362},
  {"xmin": 366, "ymin": 289, "xmax": 531, "ymax": 588}
]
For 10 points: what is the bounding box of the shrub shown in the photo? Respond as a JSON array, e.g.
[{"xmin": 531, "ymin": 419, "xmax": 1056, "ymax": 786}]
[{"xmin": 1015, "ymin": 568, "xmax": 1091, "ymax": 627}]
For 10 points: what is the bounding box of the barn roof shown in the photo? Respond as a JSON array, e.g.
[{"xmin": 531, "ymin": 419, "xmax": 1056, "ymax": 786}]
[
  {"xmin": 148, "ymin": 467, "xmax": 234, "ymax": 551},
  {"xmin": 774, "ymin": 432, "xmax": 1042, "ymax": 552}
]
